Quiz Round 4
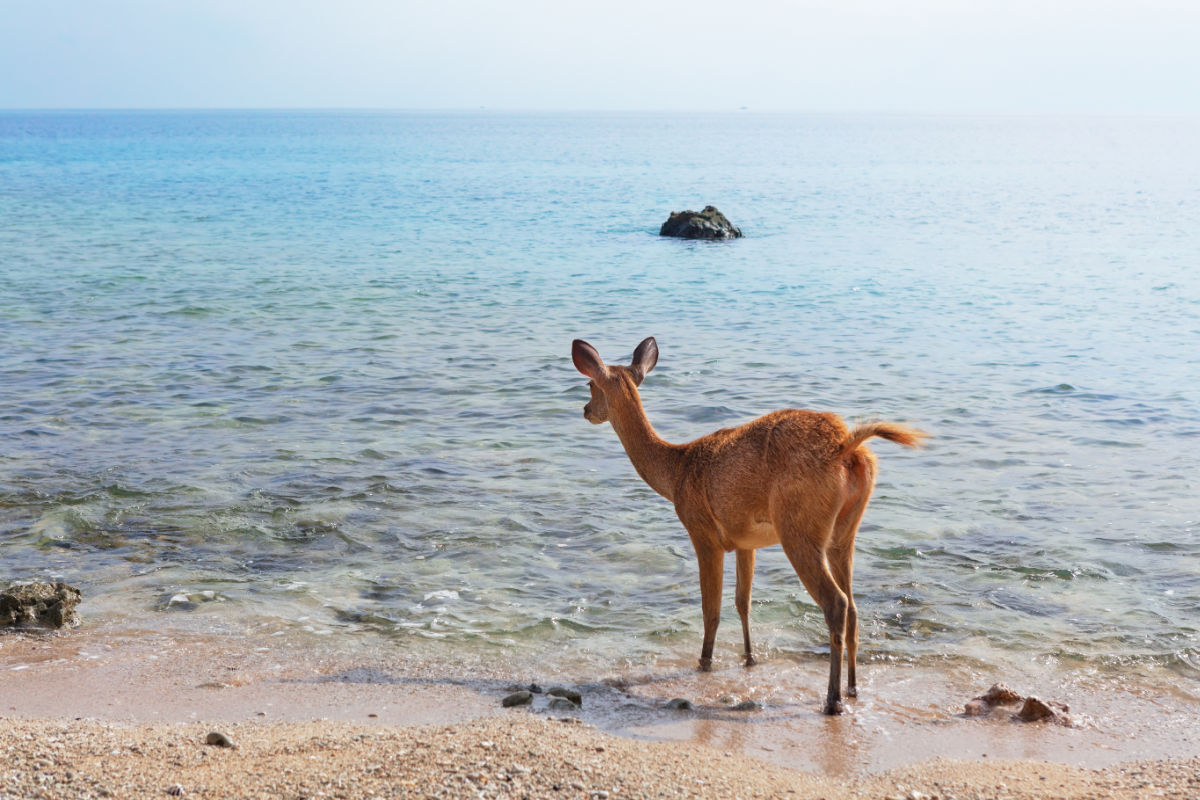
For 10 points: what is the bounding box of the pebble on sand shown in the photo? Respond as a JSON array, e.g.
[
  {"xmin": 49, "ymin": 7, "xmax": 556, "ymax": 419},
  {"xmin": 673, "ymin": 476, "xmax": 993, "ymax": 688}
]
[{"xmin": 204, "ymin": 732, "xmax": 236, "ymax": 748}]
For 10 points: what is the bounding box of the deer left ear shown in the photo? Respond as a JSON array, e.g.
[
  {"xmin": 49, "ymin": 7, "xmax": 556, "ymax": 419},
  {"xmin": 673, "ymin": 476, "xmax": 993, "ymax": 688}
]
[
  {"xmin": 631, "ymin": 337, "xmax": 658, "ymax": 382},
  {"xmin": 572, "ymin": 339, "xmax": 606, "ymax": 379}
]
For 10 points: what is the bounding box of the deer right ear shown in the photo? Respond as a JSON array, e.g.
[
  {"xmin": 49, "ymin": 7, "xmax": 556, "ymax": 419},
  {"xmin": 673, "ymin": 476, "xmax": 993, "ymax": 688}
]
[
  {"xmin": 572, "ymin": 339, "xmax": 605, "ymax": 379},
  {"xmin": 631, "ymin": 336, "xmax": 659, "ymax": 380}
]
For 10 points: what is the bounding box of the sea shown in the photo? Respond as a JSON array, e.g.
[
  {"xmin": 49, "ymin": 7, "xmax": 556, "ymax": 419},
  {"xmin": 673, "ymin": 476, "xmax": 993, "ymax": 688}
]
[{"xmin": 1, "ymin": 110, "xmax": 1198, "ymax": 700}]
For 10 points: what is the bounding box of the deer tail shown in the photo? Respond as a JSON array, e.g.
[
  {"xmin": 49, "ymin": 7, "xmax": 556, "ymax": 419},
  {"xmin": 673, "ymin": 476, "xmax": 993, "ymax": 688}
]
[{"xmin": 842, "ymin": 422, "xmax": 928, "ymax": 455}]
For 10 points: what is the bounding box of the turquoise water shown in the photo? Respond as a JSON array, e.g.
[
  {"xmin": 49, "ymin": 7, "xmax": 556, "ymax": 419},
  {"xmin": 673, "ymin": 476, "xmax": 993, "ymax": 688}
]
[{"xmin": 1, "ymin": 111, "xmax": 1198, "ymax": 681}]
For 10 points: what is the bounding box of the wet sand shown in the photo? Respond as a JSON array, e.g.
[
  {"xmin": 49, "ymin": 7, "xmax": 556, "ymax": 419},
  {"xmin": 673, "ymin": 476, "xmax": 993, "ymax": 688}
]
[{"xmin": 3, "ymin": 629, "xmax": 1200, "ymax": 797}]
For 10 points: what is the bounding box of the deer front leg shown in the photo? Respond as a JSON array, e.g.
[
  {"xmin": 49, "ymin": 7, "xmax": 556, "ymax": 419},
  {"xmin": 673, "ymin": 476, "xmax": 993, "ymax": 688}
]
[
  {"xmin": 735, "ymin": 549, "xmax": 756, "ymax": 666},
  {"xmin": 694, "ymin": 545, "xmax": 725, "ymax": 671}
]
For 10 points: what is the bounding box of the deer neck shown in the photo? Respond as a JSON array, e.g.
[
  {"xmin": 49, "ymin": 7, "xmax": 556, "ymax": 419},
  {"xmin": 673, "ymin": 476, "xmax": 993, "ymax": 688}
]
[{"xmin": 608, "ymin": 387, "xmax": 683, "ymax": 502}]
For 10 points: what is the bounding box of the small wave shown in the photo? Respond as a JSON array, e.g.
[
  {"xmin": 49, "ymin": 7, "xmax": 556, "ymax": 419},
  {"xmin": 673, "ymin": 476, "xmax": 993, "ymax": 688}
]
[
  {"xmin": 163, "ymin": 305, "xmax": 216, "ymax": 316},
  {"xmin": 971, "ymin": 458, "xmax": 1025, "ymax": 468},
  {"xmin": 1070, "ymin": 436, "xmax": 1142, "ymax": 448},
  {"xmin": 682, "ymin": 405, "xmax": 741, "ymax": 423},
  {"xmin": 1028, "ymin": 383, "xmax": 1077, "ymax": 394},
  {"xmin": 1023, "ymin": 384, "xmax": 1118, "ymax": 401}
]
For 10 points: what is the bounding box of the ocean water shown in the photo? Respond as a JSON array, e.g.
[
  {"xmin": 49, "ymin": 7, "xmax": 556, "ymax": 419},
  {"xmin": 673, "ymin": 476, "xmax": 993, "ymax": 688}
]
[{"xmin": 1, "ymin": 110, "xmax": 1198, "ymax": 686}]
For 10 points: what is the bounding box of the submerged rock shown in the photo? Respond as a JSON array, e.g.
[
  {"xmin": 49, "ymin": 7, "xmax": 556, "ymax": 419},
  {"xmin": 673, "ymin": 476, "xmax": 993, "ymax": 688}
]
[
  {"xmin": 164, "ymin": 590, "xmax": 221, "ymax": 611},
  {"xmin": 546, "ymin": 687, "xmax": 582, "ymax": 706},
  {"xmin": 981, "ymin": 683, "xmax": 1023, "ymax": 705},
  {"xmin": 664, "ymin": 698, "xmax": 694, "ymax": 711},
  {"xmin": 502, "ymin": 690, "xmax": 533, "ymax": 707},
  {"xmin": 731, "ymin": 700, "xmax": 762, "ymax": 711},
  {"xmin": 965, "ymin": 682, "xmax": 1024, "ymax": 716},
  {"xmin": 0, "ymin": 582, "xmax": 82, "ymax": 628},
  {"xmin": 547, "ymin": 697, "xmax": 580, "ymax": 712},
  {"xmin": 964, "ymin": 698, "xmax": 990, "ymax": 717},
  {"xmin": 964, "ymin": 683, "xmax": 1075, "ymax": 726},
  {"xmin": 659, "ymin": 206, "xmax": 742, "ymax": 240},
  {"xmin": 1016, "ymin": 696, "xmax": 1070, "ymax": 724}
]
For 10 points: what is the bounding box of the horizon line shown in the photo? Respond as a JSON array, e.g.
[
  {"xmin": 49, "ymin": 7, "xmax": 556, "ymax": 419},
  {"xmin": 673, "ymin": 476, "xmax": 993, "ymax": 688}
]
[{"xmin": 2, "ymin": 106, "xmax": 1197, "ymax": 119}]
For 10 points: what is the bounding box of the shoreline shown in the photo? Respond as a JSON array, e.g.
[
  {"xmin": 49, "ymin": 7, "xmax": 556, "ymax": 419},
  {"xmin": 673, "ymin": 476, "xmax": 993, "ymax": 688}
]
[{"xmin": 3, "ymin": 628, "xmax": 1200, "ymax": 797}]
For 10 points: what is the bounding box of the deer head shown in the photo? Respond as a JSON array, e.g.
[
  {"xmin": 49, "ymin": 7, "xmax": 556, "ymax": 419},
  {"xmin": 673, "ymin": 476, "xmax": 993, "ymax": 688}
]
[{"xmin": 571, "ymin": 337, "xmax": 659, "ymax": 424}]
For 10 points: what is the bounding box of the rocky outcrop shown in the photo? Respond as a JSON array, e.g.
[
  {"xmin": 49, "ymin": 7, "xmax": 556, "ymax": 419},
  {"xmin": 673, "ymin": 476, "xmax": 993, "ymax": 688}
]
[
  {"xmin": 0, "ymin": 582, "xmax": 82, "ymax": 628},
  {"xmin": 659, "ymin": 206, "xmax": 742, "ymax": 239},
  {"xmin": 964, "ymin": 682, "xmax": 1076, "ymax": 726}
]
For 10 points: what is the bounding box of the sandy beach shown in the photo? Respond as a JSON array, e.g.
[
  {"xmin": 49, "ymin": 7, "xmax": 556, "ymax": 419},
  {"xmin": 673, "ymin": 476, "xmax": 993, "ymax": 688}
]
[
  {"xmin": 5, "ymin": 713, "xmax": 1200, "ymax": 800},
  {"xmin": 4, "ymin": 630, "xmax": 1199, "ymax": 798}
]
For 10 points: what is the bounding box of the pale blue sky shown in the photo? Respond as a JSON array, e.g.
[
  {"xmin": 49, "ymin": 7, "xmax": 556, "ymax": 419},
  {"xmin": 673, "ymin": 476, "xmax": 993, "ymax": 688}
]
[{"xmin": 2, "ymin": 0, "xmax": 1197, "ymax": 112}]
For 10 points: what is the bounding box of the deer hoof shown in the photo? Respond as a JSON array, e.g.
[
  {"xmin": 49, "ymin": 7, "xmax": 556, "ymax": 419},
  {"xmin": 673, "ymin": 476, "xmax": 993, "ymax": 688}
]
[
  {"xmin": 743, "ymin": 654, "xmax": 757, "ymax": 668},
  {"xmin": 846, "ymin": 687, "xmax": 858, "ymax": 698},
  {"xmin": 823, "ymin": 699, "xmax": 845, "ymax": 715},
  {"xmin": 698, "ymin": 657, "xmax": 713, "ymax": 672}
]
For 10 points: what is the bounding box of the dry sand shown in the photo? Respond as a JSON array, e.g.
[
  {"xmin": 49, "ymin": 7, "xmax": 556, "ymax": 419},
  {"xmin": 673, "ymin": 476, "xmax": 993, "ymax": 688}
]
[
  {"xmin": 4, "ymin": 715, "xmax": 1200, "ymax": 799},
  {"xmin": 3, "ymin": 630, "xmax": 1200, "ymax": 798}
]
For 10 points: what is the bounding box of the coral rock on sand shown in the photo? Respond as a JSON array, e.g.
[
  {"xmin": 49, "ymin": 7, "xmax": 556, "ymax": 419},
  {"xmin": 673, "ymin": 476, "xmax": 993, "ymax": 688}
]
[
  {"xmin": 659, "ymin": 206, "xmax": 743, "ymax": 239},
  {"xmin": 0, "ymin": 582, "xmax": 82, "ymax": 628}
]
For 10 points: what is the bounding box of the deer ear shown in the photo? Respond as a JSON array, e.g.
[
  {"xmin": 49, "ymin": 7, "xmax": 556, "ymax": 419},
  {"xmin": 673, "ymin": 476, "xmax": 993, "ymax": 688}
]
[
  {"xmin": 572, "ymin": 339, "xmax": 605, "ymax": 379},
  {"xmin": 631, "ymin": 337, "xmax": 659, "ymax": 381}
]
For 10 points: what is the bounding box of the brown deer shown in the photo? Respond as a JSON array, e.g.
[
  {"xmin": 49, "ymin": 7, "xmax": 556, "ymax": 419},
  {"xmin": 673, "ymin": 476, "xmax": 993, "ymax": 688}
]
[{"xmin": 571, "ymin": 336, "xmax": 925, "ymax": 715}]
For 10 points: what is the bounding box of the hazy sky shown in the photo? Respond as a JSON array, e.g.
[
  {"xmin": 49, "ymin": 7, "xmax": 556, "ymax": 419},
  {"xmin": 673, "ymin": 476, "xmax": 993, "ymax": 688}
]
[{"xmin": 2, "ymin": 0, "xmax": 1198, "ymax": 112}]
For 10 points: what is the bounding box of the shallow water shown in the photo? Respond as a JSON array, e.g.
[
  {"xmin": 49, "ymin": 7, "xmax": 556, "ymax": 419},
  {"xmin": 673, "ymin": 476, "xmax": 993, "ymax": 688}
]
[{"xmin": 1, "ymin": 111, "xmax": 1198, "ymax": 689}]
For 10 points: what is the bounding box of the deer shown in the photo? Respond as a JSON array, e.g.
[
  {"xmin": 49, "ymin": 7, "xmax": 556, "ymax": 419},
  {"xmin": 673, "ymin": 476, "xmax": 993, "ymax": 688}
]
[{"xmin": 571, "ymin": 336, "xmax": 926, "ymax": 715}]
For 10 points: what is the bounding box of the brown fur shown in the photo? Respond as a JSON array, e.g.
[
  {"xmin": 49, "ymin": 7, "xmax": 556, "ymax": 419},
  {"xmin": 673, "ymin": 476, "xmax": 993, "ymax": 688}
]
[{"xmin": 572, "ymin": 337, "xmax": 926, "ymax": 715}]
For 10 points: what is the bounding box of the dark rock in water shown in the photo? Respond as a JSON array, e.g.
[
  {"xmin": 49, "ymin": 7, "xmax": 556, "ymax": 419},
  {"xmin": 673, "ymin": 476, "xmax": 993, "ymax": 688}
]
[
  {"xmin": 528, "ymin": 682, "xmax": 544, "ymax": 694},
  {"xmin": 731, "ymin": 700, "xmax": 762, "ymax": 711},
  {"xmin": 659, "ymin": 206, "xmax": 743, "ymax": 240},
  {"xmin": 0, "ymin": 582, "xmax": 82, "ymax": 628},
  {"xmin": 664, "ymin": 698, "xmax": 694, "ymax": 710},
  {"xmin": 546, "ymin": 687, "xmax": 582, "ymax": 706},
  {"xmin": 1016, "ymin": 696, "xmax": 1069, "ymax": 723},
  {"xmin": 502, "ymin": 690, "xmax": 533, "ymax": 707},
  {"xmin": 204, "ymin": 731, "xmax": 236, "ymax": 748}
]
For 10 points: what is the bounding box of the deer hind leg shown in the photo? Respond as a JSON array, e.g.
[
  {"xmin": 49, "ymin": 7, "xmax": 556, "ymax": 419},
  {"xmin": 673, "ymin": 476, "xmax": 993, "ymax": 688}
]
[
  {"xmin": 828, "ymin": 536, "xmax": 859, "ymax": 698},
  {"xmin": 778, "ymin": 527, "xmax": 848, "ymax": 715},
  {"xmin": 735, "ymin": 549, "xmax": 756, "ymax": 666},
  {"xmin": 693, "ymin": 542, "xmax": 725, "ymax": 671},
  {"xmin": 833, "ymin": 450, "xmax": 877, "ymax": 698}
]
